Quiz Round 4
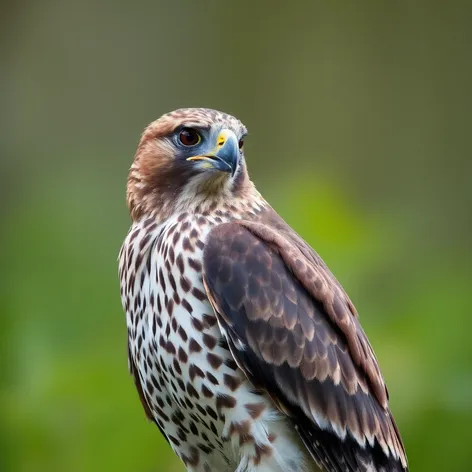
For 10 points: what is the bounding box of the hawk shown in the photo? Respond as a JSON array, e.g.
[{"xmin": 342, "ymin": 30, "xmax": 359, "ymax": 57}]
[{"xmin": 118, "ymin": 108, "xmax": 408, "ymax": 472}]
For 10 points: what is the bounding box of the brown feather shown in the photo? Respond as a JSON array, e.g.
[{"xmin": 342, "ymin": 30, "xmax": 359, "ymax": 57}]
[
  {"xmin": 202, "ymin": 218, "xmax": 407, "ymax": 471},
  {"xmin": 121, "ymin": 106, "xmax": 407, "ymax": 471}
]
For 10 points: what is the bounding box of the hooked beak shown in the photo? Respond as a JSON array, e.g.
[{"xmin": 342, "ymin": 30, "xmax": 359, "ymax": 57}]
[{"xmin": 186, "ymin": 129, "xmax": 239, "ymax": 177}]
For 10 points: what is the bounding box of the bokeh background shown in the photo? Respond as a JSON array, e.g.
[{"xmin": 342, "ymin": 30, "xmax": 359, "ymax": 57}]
[{"xmin": 1, "ymin": 1, "xmax": 471, "ymax": 471}]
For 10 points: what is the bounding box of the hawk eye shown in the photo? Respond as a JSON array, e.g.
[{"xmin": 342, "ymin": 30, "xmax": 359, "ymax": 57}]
[{"xmin": 179, "ymin": 128, "xmax": 201, "ymax": 147}]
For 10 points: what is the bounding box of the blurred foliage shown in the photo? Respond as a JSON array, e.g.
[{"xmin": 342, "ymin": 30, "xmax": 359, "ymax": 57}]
[{"xmin": 1, "ymin": 1, "xmax": 471, "ymax": 472}]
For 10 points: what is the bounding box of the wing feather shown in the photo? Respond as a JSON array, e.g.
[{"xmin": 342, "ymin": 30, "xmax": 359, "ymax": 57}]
[{"xmin": 202, "ymin": 221, "xmax": 407, "ymax": 472}]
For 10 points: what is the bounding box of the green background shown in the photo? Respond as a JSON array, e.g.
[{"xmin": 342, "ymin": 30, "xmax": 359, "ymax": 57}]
[{"xmin": 1, "ymin": 2, "xmax": 471, "ymax": 471}]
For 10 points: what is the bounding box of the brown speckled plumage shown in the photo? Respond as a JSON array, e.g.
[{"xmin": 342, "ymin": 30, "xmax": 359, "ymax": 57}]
[{"xmin": 118, "ymin": 108, "xmax": 408, "ymax": 472}]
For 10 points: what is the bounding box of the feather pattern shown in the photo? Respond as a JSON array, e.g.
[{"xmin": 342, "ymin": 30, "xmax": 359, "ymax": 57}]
[
  {"xmin": 120, "ymin": 107, "xmax": 408, "ymax": 472},
  {"xmin": 202, "ymin": 219, "xmax": 407, "ymax": 472}
]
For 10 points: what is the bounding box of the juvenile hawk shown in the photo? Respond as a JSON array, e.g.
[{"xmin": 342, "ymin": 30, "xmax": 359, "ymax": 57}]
[{"xmin": 118, "ymin": 108, "xmax": 408, "ymax": 472}]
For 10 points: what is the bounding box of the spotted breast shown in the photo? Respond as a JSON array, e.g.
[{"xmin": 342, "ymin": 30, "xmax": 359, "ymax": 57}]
[{"xmin": 119, "ymin": 209, "xmax": 316, "ymax": 472}]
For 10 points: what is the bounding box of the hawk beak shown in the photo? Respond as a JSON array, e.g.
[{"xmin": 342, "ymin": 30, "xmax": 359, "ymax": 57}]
[{"xmin": 187, "ymin": 129, "xmax": 239, "ymax": 177}]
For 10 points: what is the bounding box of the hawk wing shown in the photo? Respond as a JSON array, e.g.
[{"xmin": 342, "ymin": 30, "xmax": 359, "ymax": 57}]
[{"xmin": 202, "ymin": 221, "xmax": 407, "ymax": 472}]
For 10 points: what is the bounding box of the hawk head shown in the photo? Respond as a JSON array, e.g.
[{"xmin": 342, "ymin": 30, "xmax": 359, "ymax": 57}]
[{"xmin": 127, "ymin": 108, "xmax": 250, "ymax": 221}]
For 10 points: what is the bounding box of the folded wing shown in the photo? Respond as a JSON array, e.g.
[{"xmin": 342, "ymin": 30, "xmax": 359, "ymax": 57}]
[{"xmin": 202, "ymin": 222, "xmax": 407, "ymax": 472}]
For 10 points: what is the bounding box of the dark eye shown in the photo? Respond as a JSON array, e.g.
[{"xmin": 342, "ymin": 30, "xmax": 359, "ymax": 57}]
[
  {"xmin": 238, "ymin": 139, "xmax": 244, "ymax": 149},
  {"xmin": 179, "ymin": 128, "xmax": 201, "ymax": 146}
]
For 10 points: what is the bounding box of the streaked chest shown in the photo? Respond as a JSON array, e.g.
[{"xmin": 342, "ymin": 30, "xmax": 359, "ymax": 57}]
[
  {"xmin": 120, "ymin": 213, "xmax": 244, "ymax": 433},
  {"xmin": 121, "ymin": 212, "xmax": 222, "ymax": 374}
]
